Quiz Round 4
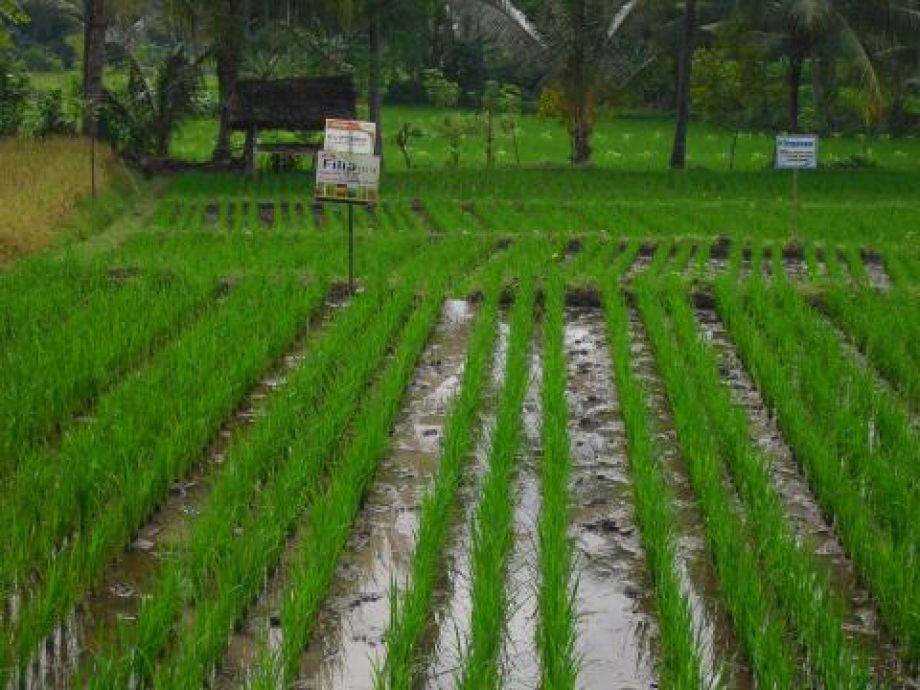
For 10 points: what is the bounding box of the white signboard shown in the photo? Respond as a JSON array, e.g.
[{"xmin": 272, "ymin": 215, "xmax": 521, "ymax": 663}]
[
  {"xmin": 315, "ymin": 150, "xmax": 380, "ymax": 203},
  {"xmin": 324, "ymin": 119, "xmax": 376, "ymax": 155},
  {"xmin": 776, "ymin": 135, "xmax": 818, "ymax": 170}
]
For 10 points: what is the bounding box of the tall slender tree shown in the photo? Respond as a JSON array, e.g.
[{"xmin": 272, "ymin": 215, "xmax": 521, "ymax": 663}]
[
  {"xmin": 448, "ymin": 0, "xmax": 650, "ymax": 164},
  {"xmin": 83, "ymin": 0, "xmax": 105, "ymax": 134},
  {"xmin": 669, "ymin": 0, "xmax": 696, "ymax": 168}
]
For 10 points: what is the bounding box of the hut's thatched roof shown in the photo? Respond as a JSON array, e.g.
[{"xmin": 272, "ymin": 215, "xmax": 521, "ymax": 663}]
[{"xmin": 227, "ymin": 76, "xmax": 357, "ymax": 131}]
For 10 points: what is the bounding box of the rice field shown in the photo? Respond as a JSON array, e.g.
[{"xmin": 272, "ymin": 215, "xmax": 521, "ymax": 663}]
[{"xmin": 1, "ymin": 167, "xmax": 919, "ymax": 690}]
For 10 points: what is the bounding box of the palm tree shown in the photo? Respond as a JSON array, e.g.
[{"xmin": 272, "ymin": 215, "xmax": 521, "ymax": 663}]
[
  {"xmin": 448, "ymin": 0, "xmax": 651, "ymax": 164},
  {"xmin": 0, "ymin": 0, "xmax": 27, "ymax": 46},
  {"xmin": 735, "ymin": 0, "xmax": 883, "ymax": 132}
]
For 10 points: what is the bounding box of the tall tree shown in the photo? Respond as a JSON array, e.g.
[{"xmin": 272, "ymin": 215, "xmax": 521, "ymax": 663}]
[
  {"xmin": 735, "ymin": 0, "xmax": 882, "ymax": 132},
  {"xmin": 82, "ymin": 0, "xmax": 105, "ymax": 134},
  {"xmin": 669, "ymin": 0, "xmax": 696, "ymax": 168},
  {"xmin": 449, "ymin": 0, "xmax": 650, "ymax": 164}
]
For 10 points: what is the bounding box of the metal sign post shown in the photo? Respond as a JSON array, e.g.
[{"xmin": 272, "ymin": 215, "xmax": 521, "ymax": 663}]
[
  {"xmin": 315, "ymin": 119, "xmax": 379, "ymax": 294},
  {"xmin": 776, "ymin": 135, "xmax": 818, "ymax": 238}
]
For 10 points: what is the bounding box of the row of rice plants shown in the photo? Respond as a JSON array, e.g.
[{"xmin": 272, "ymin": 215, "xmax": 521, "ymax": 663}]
[
  {"xmin": 535, "ymin": 271, "xmax": 577, "ymax": 688},
  {"xmin": 747, "ymin": 280, "xmax": 920, "ymax": 553},
  {"xmin": 376, "ymin": 246, "xmax": 514, "ymax": 688},
  {"xmin": 83, "ymin": 238, "xmax": 479, "ymax": 687},
  {"xmin": 0, "ymin": 271, "xmax": 214, "ymax": 472},
  {"xmin": 460, "ymin": 266, "xmax": 538, "ymax": 688},
  {"xmin": 242, "ymin": 240, "xmax": 494, "ymax": 688},
  {"xmin": 0, "ymin": 255, "xmax": 108, "ymax": 351},
  {"xmin": 632, "ymin": 276, "xmax": 798, "ymax": 687},
  {"xmin": 597, "ymin": 280, "xmax": 704, "ymax": 687},
  {"xmin": 714, "ymin": 279, "xmax": 920, "ymax": 660},
  {"xmin": 649, "ymin": 279, "xmax": 876, "ymax": 686},
  {"xmin": 0, "ymin": 274, "xmax": 332, "ymax": 682},
  {"xmin": 819, "ymin": 287, "xmax": 920, "ymax": 412}
]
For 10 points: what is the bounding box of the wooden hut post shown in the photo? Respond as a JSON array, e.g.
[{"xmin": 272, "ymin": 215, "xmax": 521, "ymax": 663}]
[{"xmin": 245, "ymin": 126, "xmax": 258, "ymax": 178}]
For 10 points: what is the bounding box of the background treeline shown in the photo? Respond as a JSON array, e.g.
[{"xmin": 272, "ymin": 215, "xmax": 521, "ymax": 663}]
[{"xmin": 0, "ymin": 0, "xmax": 918, "ymax": 166}]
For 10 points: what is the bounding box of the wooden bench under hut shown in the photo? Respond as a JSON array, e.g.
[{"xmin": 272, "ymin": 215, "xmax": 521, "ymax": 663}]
[{"xmin": 226, "ymin": 75, "xmax": 357, "ymax": 177}]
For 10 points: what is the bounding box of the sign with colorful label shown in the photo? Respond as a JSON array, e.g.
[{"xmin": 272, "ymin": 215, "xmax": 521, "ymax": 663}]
[
  {"xmin": 776, "ymin": 135, "xmax": 818, "ymax": 170},
  {"xmin": 315, "ymin": 150, "xmax": 380, "ymax": 203},
  {"xmin": 324, "ymin": 119, "xmax": 376, "ymax": 155}
]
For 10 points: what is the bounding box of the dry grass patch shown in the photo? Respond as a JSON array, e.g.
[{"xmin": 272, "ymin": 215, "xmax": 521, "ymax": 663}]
[{"xmin": 0, "ymin": 137, "xmax": 115, "ymax": 264}]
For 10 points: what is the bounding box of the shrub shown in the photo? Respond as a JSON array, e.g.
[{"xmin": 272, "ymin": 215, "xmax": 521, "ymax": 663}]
[
  {"xmin": 22, "ymin": 88, "xmax": 77, "ymax": 138},
  {"xmin": 0, "ymin": 54, "xmax": 29, "ymax": 135}
]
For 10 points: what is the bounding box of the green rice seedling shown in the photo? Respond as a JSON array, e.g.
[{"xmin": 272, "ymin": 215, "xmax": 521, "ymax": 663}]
[
  {"xmin": 377, "ymin": 247, "xmax": 522, "ymax": 689},
  {"xmin": 459, "ymin": 272, "xmax": 536, "ymax": 690},
  {"xmin": 535, "ymin": 271, "xmax": 578, "ymax": 689},
  {"xmin": 3, "ymin": 276, "xmax": 332, "ymax": 679},
  {"xmin": 634, "ymin": 280, "xmax": 798, "ymax": 689},
  {"xmin": 844, "ymin": 245, "xmax": 870, "ymax": 286},
  {"xmin": 693, "ymin": 239, "xmax": 711, "ymax": 280},
  {"xmin": 744, "ymin": 282, "xmax": 920, "ymax": 549},
  {"xmin": 820, "ymin": 288, "xmax": 920, "ymax": 412},
  {"xmin": 715, "ymin": 280, "xmax": 920, "ymax": 660},
  {"xmin": 83, "ymin": 240, "xmax": 478, "ymax": 688},
  {"xmin": 659, "ymin": 280, "xmax": 875, "ymax": 687},
  {"xmin": 0, "ymin": 272, "xmax": 214, "ymax": 473},
  {"xmin": 246, "ymin": 286, "xmax": 474, "ymax": 687},
  {"xmin": 0, "ymin": 255, "xmax": 110, "ymax": 352},
  {"xmin": 598, "ymin": 283, "xmax": 703, "ymax": 689}
]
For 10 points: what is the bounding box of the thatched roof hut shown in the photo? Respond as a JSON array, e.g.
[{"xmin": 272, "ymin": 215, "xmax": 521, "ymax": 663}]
[{"xmin": 227, "ymin": 76, "xmax": 357, "ymax": 132}]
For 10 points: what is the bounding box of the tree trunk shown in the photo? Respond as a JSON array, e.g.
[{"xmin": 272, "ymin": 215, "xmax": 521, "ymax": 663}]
[
  {"xmin": 812, "ymin": 55, "xmax": 828, "ymax": 134},
  {"xmin": 571, "ymin": 110, "xmax": 591, "ymax": 165},
  {"xmin": 788, "ymin": 51, "xmax": 804, "ymax": 133},
  {"xmin": 368, "ymin": 6, "xmax": 383, "ymax": 159},
  {"xmin": 82, "ymin": 0, "xmax": 106, "ymax": 135},
  {"xmin": 213, "ymin": 0, "xmax": 244, "ymax": 162},
  {"xmin": 669, "ymin": 0, "xmax": 696, "ymax": 169}
]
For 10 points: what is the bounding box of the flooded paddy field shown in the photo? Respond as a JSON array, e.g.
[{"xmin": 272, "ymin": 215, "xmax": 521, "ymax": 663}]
[{"xmin": 1, "ymin": 180, "xmax": 917, "ymax": 690}]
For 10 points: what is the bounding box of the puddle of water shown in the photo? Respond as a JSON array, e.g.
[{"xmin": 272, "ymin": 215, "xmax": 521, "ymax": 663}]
[
  {"xmin": 281, "ymin": 300, "xmax": 476, "ymax": 690},
  {"xmin": 564, "ymin": 309, "xmax": 658, "ymax": 689},
  {"xmin": 499, "ymin": 334, "xmax": 542, "ymax": 690},
  {"xmin": 423, "ymin": 320, "xmax": 510, "ymax": 688},
  {"xmin": 782, "ymin": 245, "xmax": 809, "ymax": 283},
  {"xmin": 694, "ymin": 307, "xmax": 913, "ymax": 687},
  {"xmin": 627, "ymin": 311, "xmax": 753, "ymax": 690}
]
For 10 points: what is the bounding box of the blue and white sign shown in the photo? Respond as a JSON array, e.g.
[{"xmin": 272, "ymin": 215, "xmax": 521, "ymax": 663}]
[{"xmin": 776, "ymin": 135, "xmax": 818, "ymax": 170}]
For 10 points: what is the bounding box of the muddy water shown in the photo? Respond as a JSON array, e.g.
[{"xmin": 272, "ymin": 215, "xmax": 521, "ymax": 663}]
[
  {"xmin": 282, "ymin": 299, "xmax": 477, "ymax": 690},
  {"xmin": 624, "ymin": 243, "xmax": 656, "ymax": 282},
  {"xmin": 500, "ymin": 335, "xmax": 542, "ymax": 690},
  {"xmin": 782, "ymin": 245, "xmax": 809, "ymax": 283},
  {"xmin": 627, "ymin": 310, "xmax": 753, "ymax": 689},
  {"xmin": 424, "ymin": 320, "xmax": 510, "ymax": 689},
  {"xmin": 694, "ymin": 307, "xmax": 914, "ymax": 687},
  {"xmin": 564, "ymin": 309, "xmax": 658, "ymax": 688},
  {"xmin": 860, "ymin": 251, "xmax": 892, "ymax": 291}
]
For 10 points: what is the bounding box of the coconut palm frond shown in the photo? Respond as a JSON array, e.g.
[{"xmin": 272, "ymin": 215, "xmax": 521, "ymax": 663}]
[
  {"xmin": 829, "ymin": 11, "xmax": 883, "ymax": 110},
  {"xmin": 448, "ymin": 0, "xmax": 547, "ymax": 56},
  {"xmin": 891, "ymin": 6, "xmax": 920, "ymax": 34},
  {"xmin": 607, "ymin": 0, "xmax": 640, "ymax": 38}
]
